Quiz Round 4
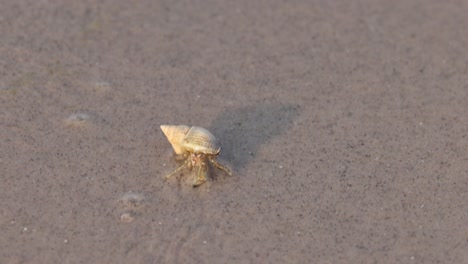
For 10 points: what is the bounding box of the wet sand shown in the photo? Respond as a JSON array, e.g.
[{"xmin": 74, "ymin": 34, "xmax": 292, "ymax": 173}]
[{"xmin": 1, "ymin": 0, "xmax": 467, "ymax": 263}]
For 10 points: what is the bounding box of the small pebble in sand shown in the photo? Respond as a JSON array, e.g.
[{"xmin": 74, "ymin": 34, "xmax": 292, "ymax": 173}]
[
  {"xmin": 64, "ymin": 113, "xmax": 90, "ymax": 127},
  {"xmin": 116, "ymin": 192, "xmax": 147, "ymax": 222},
  {"xmin": 120, "ymin": 213, "xmax": 135, "ymax": 223},
  {"xmin": 93, "ymin": 81, "xmax": 111, "ymax": 93},
  {"xmin": 118, "ymin": 192, "xmax": 146, "ymax": 209}
]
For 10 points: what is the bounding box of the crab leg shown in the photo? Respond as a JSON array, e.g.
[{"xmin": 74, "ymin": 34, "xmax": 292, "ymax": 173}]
[
  {"xmin": 209, "ymin": 157, "xmax": 232, "ymax": 176},
  {"xmin": 165, "ymin": 160, "xmax": 188, "ymax": 179}
]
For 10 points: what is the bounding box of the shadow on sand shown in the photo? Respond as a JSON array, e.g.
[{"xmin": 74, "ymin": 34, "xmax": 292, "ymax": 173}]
[{"xmin": 209, "ymin": 103, "xmax": 300, "ymax": 172}]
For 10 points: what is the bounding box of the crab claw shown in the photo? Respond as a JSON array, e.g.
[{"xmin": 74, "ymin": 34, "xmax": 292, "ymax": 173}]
[{"xmin": 193, "ymin": 163, "xmax": 208, "ymax": 187}]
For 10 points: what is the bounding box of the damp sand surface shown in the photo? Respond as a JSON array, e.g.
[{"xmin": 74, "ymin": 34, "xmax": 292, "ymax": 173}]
[{"xmin": 1, "ymin": 1, "xmax": 468, "ymax": 263}]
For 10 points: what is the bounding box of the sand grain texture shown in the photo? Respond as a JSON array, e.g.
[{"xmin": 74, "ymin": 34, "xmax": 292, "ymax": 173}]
[{"xmin": 1, "ymin": 0, "xmax": 467, "ymax": 263}]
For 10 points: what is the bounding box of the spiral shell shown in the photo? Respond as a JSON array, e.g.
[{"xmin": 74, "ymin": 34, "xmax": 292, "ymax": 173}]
[
  {"xmin": 160, "ymin": 125, "xmax": 221, "ymax": 155},
  {"xmin": 160, "ymin": 125, "xmax": 190, "ymax": 155},
  {"xmin": 183, "ymin": 126, "xmax": 220, "ymax": 154}
]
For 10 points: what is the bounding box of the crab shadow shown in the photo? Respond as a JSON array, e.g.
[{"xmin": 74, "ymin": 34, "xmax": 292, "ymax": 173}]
[{"xmin": 209, "ymin": 103, "xmax": 300, "ymax": 172}]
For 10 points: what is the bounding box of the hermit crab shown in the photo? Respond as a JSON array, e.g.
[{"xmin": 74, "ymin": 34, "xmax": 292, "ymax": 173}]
[{"xmin": 160, "ymin": 125, "xmax": 232, "ymax": 187}]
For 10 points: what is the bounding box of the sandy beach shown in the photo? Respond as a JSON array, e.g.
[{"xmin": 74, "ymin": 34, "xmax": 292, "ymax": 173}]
[{"xmin": 1, "ymin": 0, "xmax": 467, "ymax": 263}]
